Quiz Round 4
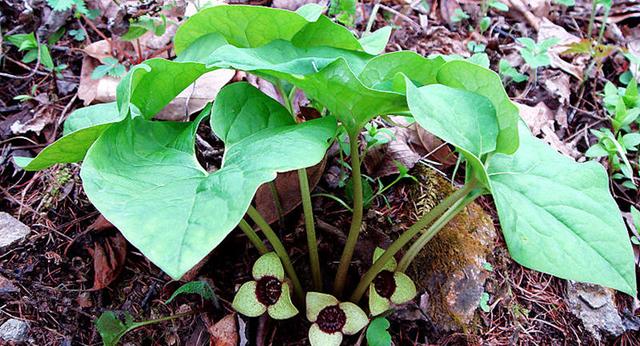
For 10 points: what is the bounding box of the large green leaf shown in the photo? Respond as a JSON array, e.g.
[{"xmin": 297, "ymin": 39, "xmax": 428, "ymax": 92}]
[
  {"xmin": 15, "ymin": 103, "xmax": 121, "ymax": 171},
  {"xmin": 198, "ymin": 41, "xmax": 405, "ymax": 134},
  {"xmin": 81, "ymin": 85, "xmax": 337, "ymax": 279},
  {"xmin": 117, "ymin": 59, "xmax": 211, "ymax": 119},
  {"xmin": 174, "ymin": 4, "xmax": 366, "ymax": 54},
  {"xmin": 487, "ymin": 124, "xmax": 637, "ymax": 296},
  {"xmin": 436, "ymin": 61, "xmax": 520, "ymax": 154},
  {"xmin": 358, "ymin": 51, "xmax": 445, "ymax": 92},
  {"xmin": 405, "ymin": 81, "xmax": 498, "ymax": 185}
]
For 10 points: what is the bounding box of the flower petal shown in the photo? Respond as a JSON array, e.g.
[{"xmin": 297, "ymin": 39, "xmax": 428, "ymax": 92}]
[
  {"xmin": 372, "ymin": 247, "xmax": 396, "ymax": 271},
  {"xmin": 267, "ymin": 282, "xmax": 299, "ymax": 319},
  {"xmin": 339, "ymin": 302, "xmax": 369, "ymax": 335},
  {"xmin": 308, "ymin": 323, "xmax": 343, "ymax": 346},
  {"xmin": 232, "ymin": 281, "xmax": 267, "ymax": 317},
  {"xmin": 252, "ymin": 252, "xmax": 285, "ymax": 280},
  {"xmin": 306, "ymin": 292, "xmax": 339, "ymax": 322},
  {"xmin": 390, "ymin": 272, "xmax": 417, "ymax": 305},
  {"xmin": 368, "ymin": 284, "xmax": 391, "ymax": 316}
]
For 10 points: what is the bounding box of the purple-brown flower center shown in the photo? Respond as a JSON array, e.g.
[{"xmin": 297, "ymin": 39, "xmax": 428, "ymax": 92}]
[
  {"xmin": 316, "ymin": 305, "xmax": 346, "ymax": 333},
  {"xmin": 255, "ymin": 276, "xmax": 282, "ymax": 306},
  {"xmin": 373, "ymin": 270, "xmax": 396, "ymax": 298}
]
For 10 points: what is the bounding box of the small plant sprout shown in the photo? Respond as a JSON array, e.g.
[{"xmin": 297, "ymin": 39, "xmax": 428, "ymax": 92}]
[
  {"xmin": 516, "ymin": 37, "xmax": 559, "ymax": 74},
  {"xmin": 368, "ymin": 248, "xmax": 417, "ymax": 316},
  {"xmin": 232, "ymin": 252, "xmax": 299, "ymax": 319},
  {"xmin": 306, "ymin": 292, "xmax": 368, "ymax": 346}
]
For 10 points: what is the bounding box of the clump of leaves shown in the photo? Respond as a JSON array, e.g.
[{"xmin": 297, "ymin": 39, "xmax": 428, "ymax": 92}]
[
  {"xmin": 121, "ymin": 15, "xmax": 169, "ymax": 41},
  {"xmin": 586, "ymin": 80, "xmax": 640, "ymax": 189},
  {"xmin": 45, "ymin": 0, "xmax": 96, "ymax": 18},
  {"xmin": 329, "ymin": 0, "xmax": 357, "ymax": 27},
  {"xmin": 17, "ymin": 5, "xmax": 637, "ymax": 344},
  {"xmin": 5, "ymin": 33, "xmax": 54, "ymax": 70},
  {"xmin": 451, "ymin": 8, "xmax": 470, "ymax": 23},
  {"xmin": 516, "ymin": 37, "xmax": 559, "ymax": 70}
]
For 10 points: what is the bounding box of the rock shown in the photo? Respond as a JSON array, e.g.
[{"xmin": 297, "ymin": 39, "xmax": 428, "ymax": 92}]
[
  {"xmin": 0, "ymin": 275, "xmax": 19, "ymax": 295},
  {"xmin": 0, "ymin": 319, "xmax": 29, "ymax": 342},
  {"xmin": 0, "ymin": 212, "xmax": 31, "ymax": 251},
  {"xmin": 565, "ymin": 281, "xmax": 625, "ymax": 340},
  {"xmin": 405, "ymin": 166, "xmax": 497, "ymax": 332}
]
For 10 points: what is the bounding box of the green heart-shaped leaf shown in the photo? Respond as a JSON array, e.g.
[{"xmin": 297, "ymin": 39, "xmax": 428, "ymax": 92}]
[
  {"xmin": 81, "ymin": 84, "xmax": 337, "ymax": 279},
  {"xmin": 487, "ymin": 123, "xmax": 637, "ymax": 296},
  {"xmin": 15, "ymin": 103, "xmax": 121, "ymax": 171}
]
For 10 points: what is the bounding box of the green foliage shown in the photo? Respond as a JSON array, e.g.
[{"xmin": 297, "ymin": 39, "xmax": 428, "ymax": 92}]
[
  {"xmin": 96, "ymin": 310, "xmax": 186, "ymax": 346},
  {"xmin": 366, "ymin": 317, "xmax": 392, "ymax": 346},
  {"xmin": 516, "ymin": 37, "xmax": 559, "ymax": 69},
  {"xmin": 165, "ymin": 280, "xmax": 217, "ymax": 305},
  {"xmin": 329, "ymin": 0, "xmax": 357, "ymax": 27},
  {"xmin": 68, "ymin": 29, "xmax": 85, "ymax": 41},
  {"xmin": 553, "ymin": 0, "xmax": 575, "ymax": 6},
  {"xmin": 499, "ymin": 59, "xmax": 528, "ymax": 83},
  {"xmin": 121, "ymin": 15, "xmax": 168, "ymax": 41},
  {"xmin": 18, "ymin": 4, "xmax": 636, "ymax": 298},
  {"xmin": 5, "ymin": 32, "xmax": 54, "ymax": 70},
  {"xmin": 451, "ymin": 8, "xmax": 470, "ymax": 23},
  {"xmin": 46, "ymin": 0, "xmax": 94, "ymax": 17},
  {"xmin": 91, "ymin": 57, "xmax": 127, "ymax": 79},
  {"xmin": 479, "ymin": 17, "xmax": 491, "ymax": 33},
  {"xmin": 479, "ymin": 292, "xmax": 491, "ymax": 312},
  {"xmin": 487, "ymin": 0, "xmax": 509, "ymax": 11}
]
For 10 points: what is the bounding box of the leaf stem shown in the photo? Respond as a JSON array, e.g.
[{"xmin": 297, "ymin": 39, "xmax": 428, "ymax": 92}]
[
  {"xmin": 396, "ymin": 194, "xmax": 478, "ymax": 272},
  {"xmin": 349, "ymin": 180, "xmax": 477, "ymax": 302},
  {"xmin": 298, "ymin": 168, "xmax": 323, "ymax": 291},
  {"xmin": 238, "ymin": 219, "xmax": 268, "ymax": 254},
  {"xmin": 334, "ymin": 132, "xmax": 364, "ymax": 297},
  {"xmin": 246, "ymin": 206, "xmax": 304, "ymax": 303},
  {"xmin": 268, "ymin": 181, "xmax": 286, "ymax": 230}
]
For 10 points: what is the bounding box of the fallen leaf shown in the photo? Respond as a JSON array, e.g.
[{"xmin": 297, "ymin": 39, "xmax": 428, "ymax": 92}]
[
  {"xmin": 155, "ymin": 69, "xmax": 236, "ymax": 120},
  {"xmin": 414, "ymin": 124, "xmax": 457, "ymax": 168},
  {"xmin": 208, "ymin": 314, "xmax": 238, "ymax": 346},
  {"xmin": 538, "ymin": 18, "xmax": 584, "ymax": 80},
  {"xmin": 87, "ymin": 231, "xmax": 127, "ymax": 289},
  {"xmin": 11, "ymin": 95, "xmax": 56, "ymax": 135},
  {"xmin": 255, "ymin": 158, "xmax": 326, "ymax": 224},
  {"xmin": 515, "ymin": 101, "xmax": 554, "ymax": 135}
]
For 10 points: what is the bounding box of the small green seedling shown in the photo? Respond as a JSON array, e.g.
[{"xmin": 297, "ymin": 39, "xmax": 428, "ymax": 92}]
[
  {"xmin": 306, "ymin": 292, "xmax": 368, "ymax": 346},
  {"xmin": 91, "ymin": 57, "xmax": 127, "ymax": 79},
  {"xmin": 516, "ymin": 37, "xmax": 559, "ymax": 70},
  {"xmin": 499, "ymin": 59, "xmax": 528, "ymax": 83},
  {"xmin": 68, "ymin": 29, "xmax": 86, "ymax": 41},
  {"xmin": 5, "ymin": 32, "xmax": 55, "ymax": 70},
  {"xmin": 366, "ymin": 317, "xmax": 392, "ymax": 346},
  {"xmin": 232, "ymin": 252, "xmax": 299, "ymax": 319},
  {"xmin": 479, "ymin": 292, "xmax": 491, "ymax": 312},
  {"xmin": 329, "ymin": 0, "xmax": 357, "ymax": 27},
  {"xmin": 368, "ymin": 248, "xmax": 416, "ymax": 316},
  {"xmin": 16, "ymin": 5, "xmax": 637, "ymax": 343},
  {"xmin": 46, "ymin": 0, "xmax": 96, "ymax": 18},
  {"xmin": 165, "ymin": 280, "xmax": 218, "ymax": 306},
  {"xmin": 451, "ymin": 8, "xmax": 470, "ymax": 23}
]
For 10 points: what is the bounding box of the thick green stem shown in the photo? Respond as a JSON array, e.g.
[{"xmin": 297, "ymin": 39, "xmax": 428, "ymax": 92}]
[
  {"xmin": 349, "ymin": 180, "xmax": 477, "ymax": 302},
  {"xmin": 246, "ymin": 206, "xmax": 304, "ymax": 303},
  {"xmin": 396, "ymin": 194, "xmax": 478, "ymax": 272},
  {"xmin": 238, "ymin": 219, "xmax": 268, "ymax": 254},
  {"xmin": 268, "ymin": 181, "xmax": 286, "ymax": 230},
  {"xmin": 334, "ymin": 132, "xmax": 364, "ymax": 297},
  {"xmin": 298, "ymin": 167, "xmax": 323, "ymax": 291}
]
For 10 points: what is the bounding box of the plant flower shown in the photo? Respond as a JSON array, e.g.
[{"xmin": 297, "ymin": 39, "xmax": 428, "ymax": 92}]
[
  {"xmin": 232, "ymin": 252, "xmax": 298, "ymax": 319},
  {"xmin": 368, "ymin": 247, "xmax": 417, "ymax": 316},
  {"xmin": 306, "ymin": 292, "xmax": 368, "ymax": 346}
]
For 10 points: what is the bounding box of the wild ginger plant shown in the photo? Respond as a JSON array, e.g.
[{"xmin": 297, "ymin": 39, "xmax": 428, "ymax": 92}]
[{"xmin": 15, "ymin": 4, "xmax": 637, "ymax": 344}]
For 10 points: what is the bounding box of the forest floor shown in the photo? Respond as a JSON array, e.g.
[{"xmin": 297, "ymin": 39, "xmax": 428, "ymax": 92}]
[{"xmin": 1, "ymin": 0, "xmax": 640, "ymax": 345}]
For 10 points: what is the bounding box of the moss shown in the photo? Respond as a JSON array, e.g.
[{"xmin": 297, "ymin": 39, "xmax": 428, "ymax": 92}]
[{"xmin": 401, "ymin": 164, "xmax": 495, "ymax": 331}]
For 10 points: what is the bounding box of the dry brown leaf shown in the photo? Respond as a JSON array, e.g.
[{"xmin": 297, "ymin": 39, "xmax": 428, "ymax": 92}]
[
  {"xmin": 155, "ymin": 70, "xmax": 236, "ymax": 120},
  {"xmin": 255, "ymin": 158, "xmax": 326, "ymax": 225},
  {"xmin": 208, "ymin": 314, "xmax": 238, "ymax": 346},
  {"xmin": 414, "ymin": 124, "xmax": 456, "ymax": 168},
  {"xmin": 538, "ymin": 18, "xmax": 584, "ymax": 80},
  {"xmin": 515, "ymin": 101, "xmax": 554, "ymax": 136},
  {"xmin": 364, "ymin": 125, "xmax": 423, "ymax": 178},
  {"xmin": 540, "ymin": 126, "xmax": 581, "ymax": 159},
  {"xmin": 10, "ymin": 95, "xmax": 56, "ymax": 135},
  {"xmin": 87, "ymin": 231, "xmax": 127, "ymax": 289},
  {"xmin": 504, "ymin": 0, "xmax": 541, "ymax": 30}
]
